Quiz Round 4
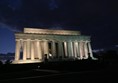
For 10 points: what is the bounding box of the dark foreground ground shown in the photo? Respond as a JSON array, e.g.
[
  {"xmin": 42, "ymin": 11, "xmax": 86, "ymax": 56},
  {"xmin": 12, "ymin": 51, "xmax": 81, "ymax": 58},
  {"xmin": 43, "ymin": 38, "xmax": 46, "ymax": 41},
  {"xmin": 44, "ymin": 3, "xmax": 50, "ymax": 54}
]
[{"xmin": 0, "ymin": 60, "xmax": 118, "ymax": 83}]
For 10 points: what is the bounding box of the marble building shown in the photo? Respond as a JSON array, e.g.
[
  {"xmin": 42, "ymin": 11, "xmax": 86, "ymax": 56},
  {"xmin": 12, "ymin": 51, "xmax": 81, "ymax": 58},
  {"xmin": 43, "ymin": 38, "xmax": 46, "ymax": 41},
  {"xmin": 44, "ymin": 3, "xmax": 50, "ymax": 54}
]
[{"xmin": 12, "ymin": 28, "xmax": 96, "ymax": 64}]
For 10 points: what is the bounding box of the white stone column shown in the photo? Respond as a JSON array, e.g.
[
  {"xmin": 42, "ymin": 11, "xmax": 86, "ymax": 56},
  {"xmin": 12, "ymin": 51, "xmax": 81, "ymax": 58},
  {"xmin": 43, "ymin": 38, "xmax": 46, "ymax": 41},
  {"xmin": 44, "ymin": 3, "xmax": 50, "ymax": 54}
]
[
  {"xmin": 36, "ymin": 40, "xmax": 42, "ymax": 60},
  {"xmin": 31, "ymin": 40, "xmax": 34, "ymax": 60},
  {"xmin": 79, "ymin": 41, "xmax": 84, "ymax": 59},
  {"xmin": 83, "ymin": 41, "xmax": 89, "ymax": 59},
  {"xmin": 43, "ymin": 40, "xmax": 49, "ymax": 58},
  {"xmin": 34, "ymin": 40, "xmax": 38, "ymax": 59},
  {"xmin": 68, "ymin": 41, "xmax": 74, "ymax": 57},
  {"xmin": 23, "ymin": 40, "xmax": 27, "ymax": 60},
  {"xmin": 20, "ymin": 39, "xmax": 24, "ymax": 51},
  {"xmin": 15, "ymin": 39, "xmax": 21, "ymax": 60},
  {"xmin": 76, "ymin": 41, "xmax": 80, "ymax": 58},
  {"xmin": 58, "ymin": 41, "xmax": 64, "ymax": 58},
  {"xmin": 58, "ymin": 42, "xmax": 61, "ymax": 57},
  {"xmin": 74, "ymin": 41, "xmax": 79, "ymax": 58},
  {"xmin": 88, "ymin": 42, "xmax": 97, "ymax": 60},
  {"xmin": 62, "ymin": 42, "xmax": 64, "ymax": 58},
  {"xmin": 26, "ymin": 39, "xmax": 31, "ymax": 59},
  {"xmin": 73, "ymin": 41, "xmax": 76, "ymax": 58},
  {"xmin": 51, "ymin": 40, "xmax": 56, "ymax": 57},
  {"xmin": 41, "ymin": 41, "xmax": 44, "ymax": 59},
  {"xmin": 34, "ymin": 39, "xmax": 38, "ymax": 59},
  {"xmin": 64, "ymin": 42, "xmax": 68, "ymax": 57},
  {"xmin": 71, "ymin": 42, "xmax": 74, "ymax": 57}
]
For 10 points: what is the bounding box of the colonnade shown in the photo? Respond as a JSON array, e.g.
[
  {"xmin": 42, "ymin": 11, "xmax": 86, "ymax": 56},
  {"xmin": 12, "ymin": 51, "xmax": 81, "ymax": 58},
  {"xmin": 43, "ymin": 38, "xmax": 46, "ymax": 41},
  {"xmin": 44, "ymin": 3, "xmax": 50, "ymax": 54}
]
[{"xmin": 14, "ymin": 38, "xmax": 96, "ymax": 63}]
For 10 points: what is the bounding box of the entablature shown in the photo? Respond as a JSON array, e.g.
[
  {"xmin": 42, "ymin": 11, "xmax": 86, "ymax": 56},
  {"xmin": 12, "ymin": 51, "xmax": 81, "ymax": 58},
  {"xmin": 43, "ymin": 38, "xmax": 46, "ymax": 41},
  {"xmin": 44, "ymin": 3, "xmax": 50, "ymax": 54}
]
[{"xmin": 15, "ymin": 33, "xmax": 90, "ymax": 41}]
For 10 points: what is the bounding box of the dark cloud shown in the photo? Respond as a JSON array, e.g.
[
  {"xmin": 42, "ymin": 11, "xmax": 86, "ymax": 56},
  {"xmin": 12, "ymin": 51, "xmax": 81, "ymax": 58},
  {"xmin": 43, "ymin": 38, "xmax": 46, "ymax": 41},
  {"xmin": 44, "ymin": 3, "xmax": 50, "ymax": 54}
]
[
  {"xmin": 0, "ymin": 0, "xmax": 114, "ymax": 27},
  {"xmin": 49, "ymin": 0, "xmax": 59, "ymax": 10}
]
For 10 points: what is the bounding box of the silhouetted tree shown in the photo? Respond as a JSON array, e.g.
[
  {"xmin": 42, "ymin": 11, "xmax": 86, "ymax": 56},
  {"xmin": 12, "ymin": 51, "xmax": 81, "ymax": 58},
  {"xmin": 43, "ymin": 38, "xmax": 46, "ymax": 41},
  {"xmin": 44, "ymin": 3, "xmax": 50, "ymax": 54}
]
[
  {"xmin": 0, "ymin": 60, "xmax": 3, "ymax": 66},
  {"xmin": 5, "ymin": 60, "xmax": 11, "ymax": 65}
]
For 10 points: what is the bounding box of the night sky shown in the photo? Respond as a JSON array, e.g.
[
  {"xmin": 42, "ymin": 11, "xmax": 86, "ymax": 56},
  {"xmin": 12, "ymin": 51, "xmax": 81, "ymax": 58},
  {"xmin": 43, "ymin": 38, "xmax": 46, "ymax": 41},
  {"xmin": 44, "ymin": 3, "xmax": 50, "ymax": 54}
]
[{"xmin": 0, "ymin": 0, "xmax": 118, "ymax": 54}]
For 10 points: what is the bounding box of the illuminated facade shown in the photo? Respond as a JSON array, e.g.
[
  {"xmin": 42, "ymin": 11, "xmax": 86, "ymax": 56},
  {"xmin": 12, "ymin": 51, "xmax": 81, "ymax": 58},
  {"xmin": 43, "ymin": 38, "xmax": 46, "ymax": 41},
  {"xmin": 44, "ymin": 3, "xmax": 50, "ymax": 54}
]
[{"xmin": 12, "ymin": 28, "xmax": 96, "ymax": 64}]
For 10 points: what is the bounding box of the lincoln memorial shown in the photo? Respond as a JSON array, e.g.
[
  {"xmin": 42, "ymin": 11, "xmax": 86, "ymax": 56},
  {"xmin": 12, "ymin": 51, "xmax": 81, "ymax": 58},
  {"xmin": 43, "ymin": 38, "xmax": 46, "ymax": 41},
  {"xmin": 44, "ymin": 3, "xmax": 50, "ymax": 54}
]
[{"xmin": 12, "ymin": 28, "xmax": 97, "ymax": 64}]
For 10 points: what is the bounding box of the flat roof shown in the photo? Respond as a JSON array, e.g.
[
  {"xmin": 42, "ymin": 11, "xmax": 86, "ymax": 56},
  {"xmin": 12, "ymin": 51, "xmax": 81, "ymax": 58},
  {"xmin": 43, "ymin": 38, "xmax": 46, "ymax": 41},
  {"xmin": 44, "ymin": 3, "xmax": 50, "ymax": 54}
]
[{"xmin": 24, "ymin": 28, "xmax": 81, "ymax": 35}]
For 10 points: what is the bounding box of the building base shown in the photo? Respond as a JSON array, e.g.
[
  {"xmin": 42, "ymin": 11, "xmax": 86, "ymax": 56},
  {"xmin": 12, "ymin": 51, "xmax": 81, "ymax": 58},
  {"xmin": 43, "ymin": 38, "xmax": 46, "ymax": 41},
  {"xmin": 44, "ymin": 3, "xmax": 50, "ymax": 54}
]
[{"xmin": 12, "ymin": 60, "xmax": 43, "ymax": 64}]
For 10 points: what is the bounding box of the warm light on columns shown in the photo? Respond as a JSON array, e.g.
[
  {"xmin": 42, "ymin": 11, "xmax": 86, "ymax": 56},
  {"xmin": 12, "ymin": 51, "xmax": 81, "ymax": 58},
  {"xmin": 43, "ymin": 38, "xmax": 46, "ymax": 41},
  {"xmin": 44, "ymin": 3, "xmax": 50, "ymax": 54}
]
[
  {"xmin": 84, "ymin": 41, "xmax": 89, "ymax": 59},
  {"xmin": 15, "ymin": 39, "xmax": 21, "ymax": 60},
  {"xmin": 43, "ymin": 40, "xmax": 49, "ymax": 57},
  {"xmin": 26, "ymin": 39, "xmax": 31, "ymax": 59},
  {"xmin": 64, "ymin": 42, "xmax": 68, "ymax": 57},
  {"xmin": 23, "ymin": 40, "xmax": 27, "ymax": 60},
  {"xmin": 58, "ymin": 41, "xmax": 64, "ymax": 57},
  {"xmin": 76, "ymin": 41, "xmax": 80, "ymax": 58},
  {"xmin": 68, "ymin": 41, "xmax": 74, "ymax": 57},
  {"xmin": 36, "ymin": 39, "xmax": 42, "ymax": 60},
  {"xmin": 79, "ymin": 41, "xmax": 84, "ymax": 59},
  {"xmin": 31, "ymin": 40, "xmax": 34, "ymax": 60},
  {"xmin": 34, "ymin": 40, "xmax": 38, "ymax": 58},
  {"xmin": 74, "ymin": 41, "xmax": 79, "ymax": 58},
  {"xmin": 51, "ymin": 40, "xmax": 56, "ymax": 57}
]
